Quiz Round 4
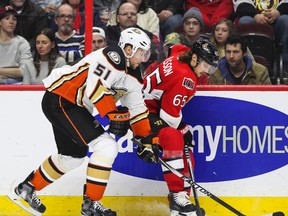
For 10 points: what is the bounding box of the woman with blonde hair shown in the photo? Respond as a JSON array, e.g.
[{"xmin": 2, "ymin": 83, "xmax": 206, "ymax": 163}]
[
  {"xmin": 210, "ymin": 19, "xmax": 237, "ymax": 58},
  {"xmin": 210, "ymin": 18, "xmax": 254, "ymax": 59}
]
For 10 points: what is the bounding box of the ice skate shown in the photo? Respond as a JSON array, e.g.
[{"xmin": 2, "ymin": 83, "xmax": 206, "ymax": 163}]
[
  {"xmin": 8, "ymin": 181, "xmax": 46, "ymax": 216},
  {"xmin": 81, "ymin": 195, "xmax": 116, "ymax": 216},
  {"xmin": 168, "ymin": 191, "xmax": 205, "ymax": 216}
]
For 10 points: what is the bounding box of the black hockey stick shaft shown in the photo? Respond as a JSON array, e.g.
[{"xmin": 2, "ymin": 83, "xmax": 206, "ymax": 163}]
[
  {"xmin": 131, "ymin": 137, "xmax": 245, "ymax": 216},
  {"xmin": 184, "ymin": 145, "xmax": 203, "ymax": 216}
]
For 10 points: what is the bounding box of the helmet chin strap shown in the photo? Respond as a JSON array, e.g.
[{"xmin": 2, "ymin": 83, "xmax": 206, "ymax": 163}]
[
  {"xmin": 123, "ymin": 51, "xmax": 133, "ymax": 68},
  {"xmin": 126, "ymin": 57, "xmax": 130, "ymax": 67}
]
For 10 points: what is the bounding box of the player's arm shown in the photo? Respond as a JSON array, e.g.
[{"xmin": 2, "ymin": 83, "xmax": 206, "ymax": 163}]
[
  {"xmin": 120, "ymin": 88, "xmax": 151, "ymax": 137},
  {"xmin": 87, "ymin": 46, "xmax": 131, "ymax": 136}
]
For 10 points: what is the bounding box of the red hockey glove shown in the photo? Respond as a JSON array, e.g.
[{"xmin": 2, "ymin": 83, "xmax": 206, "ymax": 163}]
[
  {"xmin": 136, "ymin": 134, "xmax": 160, "ymax": 163},
  {"xmin": 107, "ymin": 106, "xmax": 130, "ymax": 136}
]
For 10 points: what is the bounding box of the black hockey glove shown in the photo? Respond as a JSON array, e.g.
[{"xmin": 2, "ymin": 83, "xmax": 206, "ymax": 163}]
[
  {"xmin": 179, "ymin": 124, "xmax": 194, "ymax": 148},
  {"xmin": 107, "ymin": 106, "xmax": 130, "ymax": 136},
  {"xmin": 136, "ymin": 134, "xmax": 160, "ymax": 163}
]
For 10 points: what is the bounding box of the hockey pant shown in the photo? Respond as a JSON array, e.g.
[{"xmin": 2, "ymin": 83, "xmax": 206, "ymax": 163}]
[{"xmin": 28, "ymin": 91, "xmax": 118, "ymax": 201}]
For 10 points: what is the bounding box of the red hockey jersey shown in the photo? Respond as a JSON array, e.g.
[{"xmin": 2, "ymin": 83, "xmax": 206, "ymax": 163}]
[{"xmin": 143, "ymin": 50, "xmax": 198, "ymax": 129}]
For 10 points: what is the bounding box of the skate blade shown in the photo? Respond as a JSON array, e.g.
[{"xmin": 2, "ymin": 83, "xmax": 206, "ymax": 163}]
[
  {"xmin": 170, "ymin": 210, "xmax": 198, "ymax": 216},
  {"xmin": 7, "ymin": 181, "xmax": 42, "ymax": 216}
]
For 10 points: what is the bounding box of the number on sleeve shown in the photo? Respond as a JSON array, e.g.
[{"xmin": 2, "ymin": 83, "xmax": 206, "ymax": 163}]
[{"xmin": 173, "ymin": 94, "xmax": 188, "ymax": 107}]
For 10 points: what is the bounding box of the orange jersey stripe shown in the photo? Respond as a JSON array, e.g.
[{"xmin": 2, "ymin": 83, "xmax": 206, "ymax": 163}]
[
  {"xmin": 47, "ymin": 64, "xmax": 89, "ymax": 105},
  {"xmin": 89, "ymin": 80, "xmax": 117, "ymax": 117}
]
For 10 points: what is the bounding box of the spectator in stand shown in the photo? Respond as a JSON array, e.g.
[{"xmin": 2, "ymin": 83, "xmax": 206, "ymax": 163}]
[
  {"xmin": 210, "ymin": 19, "xmax": 237, "ymax": 58},
  {"xmin": 147, "ymin": 7, "xmax": 205, "ymax": 72},
  {"xmin": 22, "ymin": 28, "xmax": 66, "ymax": 84},
  {"xmin": 1, "ymin": 0, "xmax": 49, "ymax": 51},
  {"xmin": 105, "ymin": 2, "xmax": 159, "ymax": 74},
  {"xmin": 233, "ymin": 0, "xmax": 288, "ymax": 74},
  {"xmin": 209, "ymin": 35, "xmax": 271, "ymax": 84},
  {"xmin": 144, "ymin": 32, "xmax": 181, "ymax": 76},
  {"xmin": 93, "ymin": 0, "xmax": 120, "ymax": 12},
  {"xmin": 105, "ymin": 2, "xmax": 156, "ymax": 48},
  {"xmin": 30, "ymin": 0, "xmax": 62, "ymax": 25},
  {"xmin": 58, "ymin": 0, "xmax": 105, "ymax": 34},
  {"xmin": 175, "ymin": 7, "xmax": 205, "ymax": 46},
  {"xmin": 0, "ymin": 6, "xmax": 31, "ymax": 84},
  {"xmin": 54, "ymin": 3, "xmax": 84, "ymax": 64},
  {"xmin": 91, "ymin": 27, "xmax": 107, "ymax": 51},
  {"xmin": 185, "ymin": 0, "xmax": 234, "ymax": 28},
  {"xmin": 163, "ymin": 32, "xmax": 181, "ymax": 58},
  {"xmin": 107, "ymin": 0, "xmax": 160, "ymax": 40},
  {"xmin": 147, "ymin": 0, "xmax": 184, "ymax": 41},
  {"xmin": 210, "ymin": 18, "xmax": 254, "ymax": 60},
  {"xmin": 105, "ymin": 2, "xmax": 138, "ymax": 44},
  {"xmin": 31, "ymin": 0, "xmax": 61, "ymax": 13},
  {"xmin": 74, "ymin": 27, "xmax": 107, "ymax": 64}
]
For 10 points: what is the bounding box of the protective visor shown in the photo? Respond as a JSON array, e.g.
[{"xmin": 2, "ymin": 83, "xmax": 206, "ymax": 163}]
[
  {"xmin": 133, "ymin": 48, "xmax": 151, "ymax": 62},
  {"xmin": 198, "ymin": 60, "xmax": 218, "ymax": 75}
]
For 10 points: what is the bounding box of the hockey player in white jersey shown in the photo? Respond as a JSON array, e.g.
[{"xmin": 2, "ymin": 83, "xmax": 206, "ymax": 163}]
[{"xmin": 8, "ymin": 27, "xmax": 156, "ymax": 216}]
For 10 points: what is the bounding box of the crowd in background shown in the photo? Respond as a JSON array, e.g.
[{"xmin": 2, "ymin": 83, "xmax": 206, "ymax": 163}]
[{"xmin": 0, "ymin": 0, "xmax": 288, "ymax": 85}]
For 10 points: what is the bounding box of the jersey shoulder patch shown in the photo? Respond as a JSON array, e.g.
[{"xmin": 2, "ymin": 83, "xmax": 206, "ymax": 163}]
[
  {"xmin": 182, "ymin": 77, "xmax": 195, "ymax": 90},
  {"xmin": 103, "ymin": 45, "xmax": 126, "ymax": 71}
]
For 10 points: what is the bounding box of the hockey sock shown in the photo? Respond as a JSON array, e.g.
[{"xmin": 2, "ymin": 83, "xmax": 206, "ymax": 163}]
[{"xmin": 30, "ymin": 156, "xmax": 64, "ymax": 190}]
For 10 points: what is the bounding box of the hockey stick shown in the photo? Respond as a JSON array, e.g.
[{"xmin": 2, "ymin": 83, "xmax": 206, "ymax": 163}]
[
  {"xmin": 184, "ymin": 145, "xmax": 203, "ymax": 216},
  {"xmin": 132, "ymin": 138, "xmax": 284, "ymax": 216}
]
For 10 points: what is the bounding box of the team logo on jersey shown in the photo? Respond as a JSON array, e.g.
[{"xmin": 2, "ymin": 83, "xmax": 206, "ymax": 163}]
[
  {"xmin": 182, "ymin": 77, "xmax": 195, "ymax": 90},
  {"xmin": 256, "ymin": 0, "xmax": 276, "ymax": 10},
  {"xmin": 108, "ymin": 51, "xmax": 121, "ymax": 64},
  {"xmin": 111, "ymin": 88, "xmax": 127, "ymax": 101}
]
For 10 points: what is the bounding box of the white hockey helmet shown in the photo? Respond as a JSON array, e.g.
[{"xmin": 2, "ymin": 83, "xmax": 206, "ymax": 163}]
[{"xmin": 118, "ymin": 27, "xmax": 151, "ymax": 62}]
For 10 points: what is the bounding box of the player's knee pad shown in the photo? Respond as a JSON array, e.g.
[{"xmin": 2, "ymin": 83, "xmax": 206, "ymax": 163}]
[
  {"xmin": 88, "ymin": 132, "xmax": 118, "ymax": 166},
  {"xmin": 51, "ymin": 154, "xmax": 85, "ymax": 173},
  {"xmin": 158, "ymin": 127, "xmax": 184, "ymax": 158}
]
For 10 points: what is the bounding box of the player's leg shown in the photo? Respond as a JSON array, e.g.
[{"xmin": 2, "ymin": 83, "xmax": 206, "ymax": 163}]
[
  {"xmin": 147, "ymin": 114, "xmax": 194, "ymax": 215},
  {"xmin": 43, "ymin": 92, "xmax": 117, "ymax": 215},
  {"xmin": 9, "ymin": 91, "xmax": 101, "ymax": 214},
  {"xmin": 157, "ymin": 127, "xmax": 197, "ymax": 215},
  {"xmin": 81, "ymin": 132, "xmax": 118, "ymax": 216}
]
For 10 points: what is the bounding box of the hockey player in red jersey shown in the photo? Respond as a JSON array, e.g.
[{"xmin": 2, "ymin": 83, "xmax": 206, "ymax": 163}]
[
  {"xmin": 137, "ymin": 40, "xmax": 219, "ymax": 216},
  {"xmin": 8, "ymin": 27, "xmax": 155, "ymax": 216}
]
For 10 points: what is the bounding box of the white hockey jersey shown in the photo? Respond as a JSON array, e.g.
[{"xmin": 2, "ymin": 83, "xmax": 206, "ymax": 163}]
[{"xmin": 43, "ymin": 45, "xmax": 151, "ymax": 137}]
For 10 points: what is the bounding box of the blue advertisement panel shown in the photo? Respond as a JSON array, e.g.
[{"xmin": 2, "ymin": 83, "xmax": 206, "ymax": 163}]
[
  {"xmin": 93, "ymin": 94, "xmax": 288, "ymax": 183},
  {"xmin": 182, "ymin": 96, "xmax": 288, "ymax": 182}
]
